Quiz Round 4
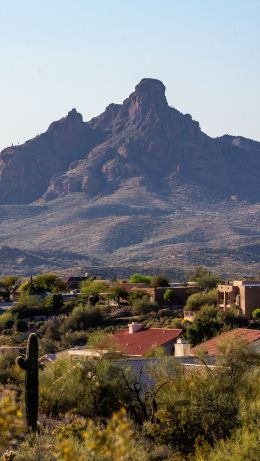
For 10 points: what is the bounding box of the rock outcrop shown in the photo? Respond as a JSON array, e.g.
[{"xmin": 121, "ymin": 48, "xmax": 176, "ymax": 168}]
[{"xmin": 0, "ymin": 78, "xmax": 260, "ymax": 205}]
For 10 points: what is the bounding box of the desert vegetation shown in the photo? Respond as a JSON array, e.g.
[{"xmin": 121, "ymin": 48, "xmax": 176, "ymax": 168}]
[{"xmin": 0, "ymin": 268, "xmax": 259, "ymax": 460}]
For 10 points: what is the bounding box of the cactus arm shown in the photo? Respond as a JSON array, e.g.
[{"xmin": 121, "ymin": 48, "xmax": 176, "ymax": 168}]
[{"xmin": 16, "ymin": 356, "xmax": 27, "ymax": 370}]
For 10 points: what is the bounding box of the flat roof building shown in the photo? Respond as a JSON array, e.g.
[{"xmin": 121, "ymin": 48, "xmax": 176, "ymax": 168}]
[{"xmin": 218, "ymin": 280, "xmax": 260, "ymax": 318}]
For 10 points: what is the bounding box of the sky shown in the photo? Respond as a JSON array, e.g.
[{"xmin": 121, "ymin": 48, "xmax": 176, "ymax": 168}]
[{"xmin": 0, "ymin": 0, "xmax": 260, "ymax": 150}]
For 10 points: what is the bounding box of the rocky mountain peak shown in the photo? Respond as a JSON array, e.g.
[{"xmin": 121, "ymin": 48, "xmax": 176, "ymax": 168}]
[
  {"xmin": 67, "ymin": 108, "xmax": 83, "ymax": 122},
  {"xmin": 0, "ymin": 79, "xmax": 259, "ymax": 205},
  {"xmin": 134, "ymin": 78, "xmax": 166, "ymax": 98}
]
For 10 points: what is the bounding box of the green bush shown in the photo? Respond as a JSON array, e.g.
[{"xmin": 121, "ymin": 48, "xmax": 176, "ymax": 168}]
[
  {"xmin": 0, "ymin": 351, "xmax": 21, "ymax": 384},
  {"xmin": 132, "ymin": 300, "xmax": 159, "ymax": 315},
  {"xmin": 185, "ymin": 289, "xmax": 217, "ymax": 311},
  {"xmin": 149, "ymin": 275, "xmax": 169, "ymax": 288},
  {"xmin": 187, "ymin": 304, "xmax": 225, "ymax": 345},
  {"xmin": 129, "ymin": 273, "xmax": 152, "ymax": 284},
  {"xmin": 64, "ymin": 304, "xmax": 103, "ymax": 331},
  {"xmin": 252, "ymin": 308, "xmax": 260, "ymax": 319},
  {"xmin": 0, "ymin": 311, "xmax": 16, "ymax": 332},
  {"xmin": 45, "ymin": 294, "xmax": 63, "ymax": 313},
  {"xmin": 39, "ymin": 358, "xmax": 131, "ymax": 418}
]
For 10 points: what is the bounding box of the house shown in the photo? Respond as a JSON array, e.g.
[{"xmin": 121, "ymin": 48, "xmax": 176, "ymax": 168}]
[
  {"xmin": 218, "ymin": 279, "xmax": 260, "ymax": 317},
  {"xmin": 120, "ymin": 282, "xmax": 199, "ymax": 307},
  {"xmin": 66, "ymin": 275, "xmax": 88, "ymax": 290},
  {"xmin": 67, "ymin": 323, "xmax": 182, "ymax": 360},
  {"xmin": 191, "ymin": 328, "xmax": 260, "ymax": 356},
  {"xmin": 112, "ymin": 322, "xmax": 182, "ymax": 357}
]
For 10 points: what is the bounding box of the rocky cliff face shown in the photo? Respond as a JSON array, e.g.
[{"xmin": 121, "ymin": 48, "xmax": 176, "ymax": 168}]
[
  {"xmin": 0, "ymin": 109, "xmax": 104, "ymax": 204},
  {"xmin": 0, "ymin": 78, "xmax": 260, "ymax": 205}
]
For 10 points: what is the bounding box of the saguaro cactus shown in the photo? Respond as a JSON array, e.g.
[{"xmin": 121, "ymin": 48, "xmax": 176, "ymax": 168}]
[{"xmin": 16, "ymin": 333, "xmax": 39, "ymax": 431}]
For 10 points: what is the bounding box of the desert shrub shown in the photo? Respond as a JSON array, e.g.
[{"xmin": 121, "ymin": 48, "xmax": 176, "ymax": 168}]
[
  {"xmin": 0, "ymin": 311, "xmax": 16, "ymax": 332},
  {"xmin": 59, "ymin": 299, "xmax": 78, "ymax": 314},
  {"xmin": 0, "ymin": 390, "xmax": 24, "ymax": 452},
  {"xmin": 197, "ymin": 426, "xmax": 260, "ymax": 461},
  {"xmin": 12, "ymin": 293, "xmax": 45, "ymax": 318},
  {"xmin": 128, "ymin": 290, "xmax": 149, "ymax": 304},
  {"xmin": 64, "ymin": 304, "xmax": 104, "ymax": 331},
  {"xmin": 132, "ymin": 300, "xmax": 159, "ymax": 315},
  {"xmin": 40, "ymin": 358, "xmax": 131, "ymax": 418},
  {"xmin": 61, "ymin": 330, "xmax": 89, "ymax": 348},
  {"xmin": 163, "ymin": 288, "xmax": 180, "ymax": 304},
  {"xmin": 149, "ymin": 275, "xmax": 169, "ymax": 288},
  {"xmin": 0, "ymin": 351, "xmax": 21, "ymax": 384},
  {"xmin": 15, "ymin": 319, "xmax": 27, "ymax": 332},
  {"xmin": 223, "ymin": 307, "xmax": 248, "ymax": 328},
  {"xmin": 45, "ymin": 293, "xmax": 64, "ymax": 313},
  {"xmin": 129, "ymin": 273, "xmax": 152, "ymax": 284},
  {"xmin": 185, "ymin": 289, "xmax": 217, "ymax": 311},
  {"xmin": 144, "ymin": 343, "xmax": 260, "ymax": 456},
  {"xmin": 252, "ymin": 308, "xmax": 260, "ymax": 319},
  {"xmin": 14, "ymin": 432, "xmax": 55, "ymax": 461},
  {"xmin": 187, "ymin": 305, "xmax": 224, "ymax": 345}
]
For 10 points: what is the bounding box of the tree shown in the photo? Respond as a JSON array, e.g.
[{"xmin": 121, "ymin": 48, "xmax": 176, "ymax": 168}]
[
  {"xmin": 20, "ymin": 273, "xmax": 66, "ymax": 295},
  {"xmin": 0, "ymin": 275, "xmax": 19, "ymax": 300},
  {"xmin": 149, "ymin": 275, "xmax": 169, "ymax": 288},
  {"xmin": 187, "ymin": 304, "xmax": 225, "ymax": 345},
  {"xmin": 80, "ymin": 279, "xmax": 108, "ymax": 298},
  {"xmin": 188, "ymin": 266, "xmax": 222, "ymax": 290}
]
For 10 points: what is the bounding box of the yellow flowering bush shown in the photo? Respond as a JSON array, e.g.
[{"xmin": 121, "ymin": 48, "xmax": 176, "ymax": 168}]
[
  {"xmin": 56, "ymin": 408, "xmax": 134, "ymax": 461},
  {"xmin": 0, "ymin": 389, "xmax": 24, "ymax": 451}
]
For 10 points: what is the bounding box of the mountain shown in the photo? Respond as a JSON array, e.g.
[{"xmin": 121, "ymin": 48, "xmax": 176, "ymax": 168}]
[
  {"xmin": 0, "ymin": 78, "xmax": 259, "ymax": 277},
  {"xmin": 1, "ymin": 78, "xmax": 259, "ymax": 205}
]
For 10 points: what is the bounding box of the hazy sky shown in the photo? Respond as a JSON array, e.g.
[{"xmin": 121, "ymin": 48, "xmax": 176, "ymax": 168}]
[{"xmin": 0, "ymin": 0, "xmax": 259, "ymax": 150}]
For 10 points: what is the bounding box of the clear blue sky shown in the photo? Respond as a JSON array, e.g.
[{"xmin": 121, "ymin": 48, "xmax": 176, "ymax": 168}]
[{"xmin": 0, "ymin": 0, "xmax": 259, "ymax": 150}]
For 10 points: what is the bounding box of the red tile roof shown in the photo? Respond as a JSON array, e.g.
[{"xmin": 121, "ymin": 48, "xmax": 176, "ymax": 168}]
[
  {"xmin": 113, "ymin": 328, "xmax": 182, "ymax": 356},
  {"xmin": 191, "ymin": 328, "xmax": 260, "ymax": 356}
]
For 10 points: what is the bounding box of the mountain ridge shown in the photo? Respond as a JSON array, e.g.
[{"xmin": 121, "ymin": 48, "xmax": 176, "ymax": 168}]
[
  {"xmin": 1, "ymin": 78, "xmax": 259, "ymax": 205},
  {"xmin": 0, "ymin": 78, "xmax": 259, "ymax": 277}
]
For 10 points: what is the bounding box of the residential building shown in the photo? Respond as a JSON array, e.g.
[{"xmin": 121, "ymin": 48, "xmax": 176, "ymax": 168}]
[
  {"xmin": 120, "ymin": 282, "xmax": 199, "ymax": 307},
  {"xmin": 218, "ymin": 279, "xmax": 260, "ymax": 317},
  {"xmin": 112, "ymin": 323, "xmax": 182, "ymax": 357},
  {"xmin": 191, "ymin": 328, "xmax": 260, "ymax": 356}
]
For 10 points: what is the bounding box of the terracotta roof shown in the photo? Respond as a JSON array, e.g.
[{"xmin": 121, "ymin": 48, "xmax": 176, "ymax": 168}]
[
  {"xmin": 113, "ymin": 328, "xmax": 182, "ymax": 356},
  {"xmin": 191, "ymin": 328, "xmax": 260, "ymax": 356}
]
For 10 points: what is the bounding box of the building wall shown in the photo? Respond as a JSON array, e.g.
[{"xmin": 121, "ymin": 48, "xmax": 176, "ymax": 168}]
[
  {"xmin": 244, "ymin": 286, "xmax": 260, "ymax": 317},
  {"xmin": 218, "ymin": 282, "xmax": 260, "ymax": 317}
]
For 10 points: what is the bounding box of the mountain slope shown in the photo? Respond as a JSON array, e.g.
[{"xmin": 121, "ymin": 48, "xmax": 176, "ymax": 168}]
[{"xmin": 0, "ymin": 78, "xmax": 259, "ymax": 277}]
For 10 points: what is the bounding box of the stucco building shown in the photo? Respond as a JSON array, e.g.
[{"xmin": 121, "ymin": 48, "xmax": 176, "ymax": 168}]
[{"xmin": 217, "ymin": 280, "xmax": 260, "ymax": 317}]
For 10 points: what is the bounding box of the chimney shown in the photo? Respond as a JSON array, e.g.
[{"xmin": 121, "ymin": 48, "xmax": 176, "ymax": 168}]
[
  {"xmin": 174, "ymin": 337, "xmax": 191, "ymax": 357},
  {"xmin": 128, "ymin": 322, "xmax": 143, "ymax": 334}
]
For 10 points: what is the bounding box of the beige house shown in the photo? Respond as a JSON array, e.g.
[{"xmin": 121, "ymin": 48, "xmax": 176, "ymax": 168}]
[{"xmin": 218, "ymin": 280, "xmax": 260, "ymax": 317}]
